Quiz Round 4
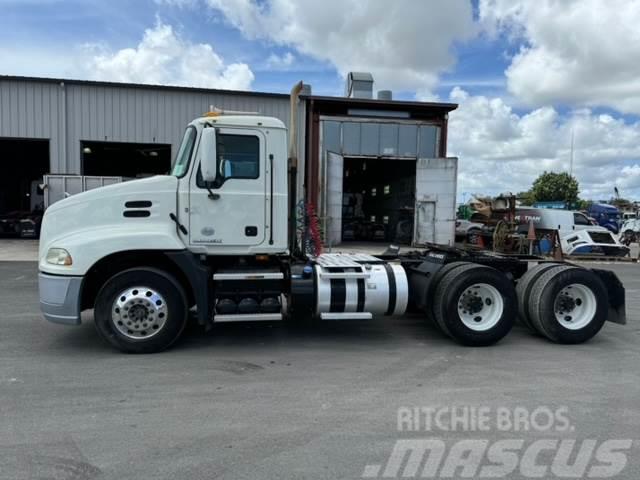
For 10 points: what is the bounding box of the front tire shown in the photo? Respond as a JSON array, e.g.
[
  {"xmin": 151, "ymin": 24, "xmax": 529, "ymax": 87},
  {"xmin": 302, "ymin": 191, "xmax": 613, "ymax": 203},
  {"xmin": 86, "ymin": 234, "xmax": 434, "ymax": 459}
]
[
  {"xmin": 432, "ymin": 264, "xmax": 517, "ymax": 346},
  {"xmin": 94, "ymin": 268, "xmax": 188, "ymax": 353}
]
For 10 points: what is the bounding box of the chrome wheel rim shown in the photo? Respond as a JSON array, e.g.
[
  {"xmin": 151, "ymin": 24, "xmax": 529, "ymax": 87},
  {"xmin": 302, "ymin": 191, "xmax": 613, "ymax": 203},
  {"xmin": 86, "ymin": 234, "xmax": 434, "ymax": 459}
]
[
  {"xmin": 112, "ymin": 286, "xmax": 168, "ymax": 340},
  {"xmin": 554, "ymin": 283, "xmax": 597, "ymax": 330},
  {"xmin": 457, "ymin": 283, "xmax": 504, "ymax": 332}
]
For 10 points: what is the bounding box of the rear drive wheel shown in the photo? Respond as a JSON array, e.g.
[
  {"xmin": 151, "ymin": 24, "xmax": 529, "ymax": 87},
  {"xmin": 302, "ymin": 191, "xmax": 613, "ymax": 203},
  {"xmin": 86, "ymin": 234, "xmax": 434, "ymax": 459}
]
[
  {"xmin": 515, "ymin": 262, "xmax": 562, "ymax": 332},
  {"xmin": 432, "ymin": 264, "xmax": 517, "ymax": 346},
  {"xmin": 425, "ymin": 261, "xmax": 472, "ymax": 331},
  {"xmin": 94, "ymin": 268, "xmax": 188, "ymax": 353},
  {"xmin": 527, "ymin": 266, "xmax": 608, "ymax": 343}
]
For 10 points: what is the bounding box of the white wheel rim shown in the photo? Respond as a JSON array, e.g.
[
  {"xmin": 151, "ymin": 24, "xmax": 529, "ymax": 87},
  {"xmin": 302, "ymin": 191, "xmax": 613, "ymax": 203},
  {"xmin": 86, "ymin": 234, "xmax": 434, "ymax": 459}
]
[
  {"xmin": 554, "ymin": 283, "xmax": 597, "ymax": 330},
  {"xmin": 457, "ymin": 283, "xmax": 504, "ymax": 332},
  {"xmin": 112, "ymin": 286, "xmax": 168, "ymax": 340}
]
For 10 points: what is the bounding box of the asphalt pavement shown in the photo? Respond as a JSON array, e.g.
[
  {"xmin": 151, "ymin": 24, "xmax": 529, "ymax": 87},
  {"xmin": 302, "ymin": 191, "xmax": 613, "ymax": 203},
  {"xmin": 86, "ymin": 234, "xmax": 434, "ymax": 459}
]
[{"xmin": 1, "ymin": 260, "xmax": 639, "ymax": 479}]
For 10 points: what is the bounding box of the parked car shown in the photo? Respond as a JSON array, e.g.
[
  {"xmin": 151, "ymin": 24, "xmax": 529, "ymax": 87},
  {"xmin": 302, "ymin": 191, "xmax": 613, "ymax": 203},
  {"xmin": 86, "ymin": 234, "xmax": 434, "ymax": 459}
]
[
  {"xmin": 455, "ymin": 219, "xmax": 484, "ymax": 243},
  {"xmin": 0, "ymin": 210, "xmax": 42, "ymax": 238}
]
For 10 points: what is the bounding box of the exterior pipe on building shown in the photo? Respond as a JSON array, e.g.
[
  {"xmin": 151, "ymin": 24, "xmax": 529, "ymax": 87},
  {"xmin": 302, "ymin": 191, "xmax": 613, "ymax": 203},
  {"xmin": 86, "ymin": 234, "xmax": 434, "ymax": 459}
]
[{"xmin": 60, "ymin": 82, "xmax": 67, "ymax": 173}]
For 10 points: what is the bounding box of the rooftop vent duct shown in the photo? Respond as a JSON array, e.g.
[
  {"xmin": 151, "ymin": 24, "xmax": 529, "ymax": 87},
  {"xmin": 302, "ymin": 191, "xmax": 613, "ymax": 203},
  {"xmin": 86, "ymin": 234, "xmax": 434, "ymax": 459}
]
[
  {"xmin": 345, "ymin": 72, "xmax": 374, "ymax": 99},
  {"xmin": 300, "ymin": 83, "xmax": 312, "ymax": 96},
  {"xmin": 377, "ymin": 90, "xmax": 392, "ymax": 101}
]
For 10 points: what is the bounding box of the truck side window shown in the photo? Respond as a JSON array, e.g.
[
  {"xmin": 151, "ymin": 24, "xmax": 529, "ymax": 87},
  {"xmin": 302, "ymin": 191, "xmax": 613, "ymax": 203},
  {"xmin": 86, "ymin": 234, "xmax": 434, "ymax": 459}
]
[
  {"xmin": 574, "ymin": 213, "xmax": 589, "ymax": 225},
  {"xmin": 197, "ymin": 134, "xmax": 259, "ymax": 187},
  {"xmin": 171, "ymin": 126, "xmax": 197, "ymax": 178}
]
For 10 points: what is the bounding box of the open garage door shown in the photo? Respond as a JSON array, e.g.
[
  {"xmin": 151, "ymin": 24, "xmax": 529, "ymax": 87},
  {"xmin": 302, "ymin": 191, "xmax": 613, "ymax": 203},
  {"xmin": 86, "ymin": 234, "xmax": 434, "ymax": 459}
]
[
  {"xmin": 0, "ymin": 138, "xmax": 48, "ymax": 238},
  {"xmin": 81, "ymin": 141, "xmax": 171, "ymax": 177},
  {"xmin": 340, "ymin": 156, "xmax": 416, "ymax": 245}
]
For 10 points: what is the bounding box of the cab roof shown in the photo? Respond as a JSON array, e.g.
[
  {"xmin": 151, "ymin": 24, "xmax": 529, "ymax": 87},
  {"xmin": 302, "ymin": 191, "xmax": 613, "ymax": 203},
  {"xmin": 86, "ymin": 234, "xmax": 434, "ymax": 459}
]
[{"xmin": 192, "ymin": 114, "xmax": 286, "ymax": 130}]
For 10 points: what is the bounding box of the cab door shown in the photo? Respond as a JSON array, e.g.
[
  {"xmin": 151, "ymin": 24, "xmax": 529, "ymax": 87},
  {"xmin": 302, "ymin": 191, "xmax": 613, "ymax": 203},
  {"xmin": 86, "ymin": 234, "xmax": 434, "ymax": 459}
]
[{"xmin": 189, "ymin": 128, "xmax": 266, "ymax": 249}]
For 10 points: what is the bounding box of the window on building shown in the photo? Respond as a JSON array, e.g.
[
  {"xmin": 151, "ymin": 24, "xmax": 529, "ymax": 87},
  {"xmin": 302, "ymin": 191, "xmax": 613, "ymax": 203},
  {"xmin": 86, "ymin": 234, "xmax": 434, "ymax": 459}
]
[{"xmin": 384, "ymin": 185, "xmax": 391, "ymax": 195}]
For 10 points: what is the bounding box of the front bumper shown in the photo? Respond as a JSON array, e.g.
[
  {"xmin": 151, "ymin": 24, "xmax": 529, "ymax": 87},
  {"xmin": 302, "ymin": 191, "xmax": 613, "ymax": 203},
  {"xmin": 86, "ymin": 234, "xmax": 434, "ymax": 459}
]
[{"xmin": 39, "ymin": 273, "xmax": 83, "ymax": 325}]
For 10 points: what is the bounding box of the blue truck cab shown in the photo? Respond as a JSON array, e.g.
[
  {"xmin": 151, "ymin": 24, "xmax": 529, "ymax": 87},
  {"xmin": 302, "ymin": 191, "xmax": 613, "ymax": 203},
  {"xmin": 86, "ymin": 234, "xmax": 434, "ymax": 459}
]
[{"xmin": 587, "ymin": 203, "xmax": 621, "ymax": 233}]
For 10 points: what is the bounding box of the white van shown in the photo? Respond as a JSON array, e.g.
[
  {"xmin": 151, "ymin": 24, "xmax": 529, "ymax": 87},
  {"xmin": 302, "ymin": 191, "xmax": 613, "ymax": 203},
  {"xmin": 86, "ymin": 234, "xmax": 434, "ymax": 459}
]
[{"xmin": 515, "ymin": 208, "xmax": 602, "ymax": 233}]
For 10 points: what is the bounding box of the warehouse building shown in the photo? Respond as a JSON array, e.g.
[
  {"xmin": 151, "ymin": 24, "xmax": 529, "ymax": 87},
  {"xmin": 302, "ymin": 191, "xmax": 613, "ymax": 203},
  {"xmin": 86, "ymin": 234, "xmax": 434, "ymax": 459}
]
[{"xmin": 0, "ymin": 73, "xmax": 457, "ymax": 245}]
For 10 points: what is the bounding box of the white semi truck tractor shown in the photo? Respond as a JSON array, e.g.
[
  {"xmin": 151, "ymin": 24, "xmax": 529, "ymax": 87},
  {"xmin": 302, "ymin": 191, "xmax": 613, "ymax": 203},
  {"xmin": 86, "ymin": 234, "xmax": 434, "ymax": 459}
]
[{"xmin": 38, "ymin": 87, "xmax": 626, "ymax": 353}]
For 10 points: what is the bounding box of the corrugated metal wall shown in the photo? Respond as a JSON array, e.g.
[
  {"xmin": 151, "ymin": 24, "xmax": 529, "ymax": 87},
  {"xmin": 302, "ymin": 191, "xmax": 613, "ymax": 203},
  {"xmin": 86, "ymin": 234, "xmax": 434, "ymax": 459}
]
[
  {"xmin": 0, "ymin": 78, "xmax": 291, "ymax": 174},
  {"xmin": 0, "ymin": 80, "xmax": 65, "ymax": 169}
]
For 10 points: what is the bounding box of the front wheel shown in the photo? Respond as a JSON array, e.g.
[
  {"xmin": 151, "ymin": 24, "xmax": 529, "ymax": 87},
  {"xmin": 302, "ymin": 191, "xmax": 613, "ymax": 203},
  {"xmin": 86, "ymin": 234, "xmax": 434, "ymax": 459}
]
[{"xmin": 94, "ymin": 268, "xmax": 188, "ymax": 353}]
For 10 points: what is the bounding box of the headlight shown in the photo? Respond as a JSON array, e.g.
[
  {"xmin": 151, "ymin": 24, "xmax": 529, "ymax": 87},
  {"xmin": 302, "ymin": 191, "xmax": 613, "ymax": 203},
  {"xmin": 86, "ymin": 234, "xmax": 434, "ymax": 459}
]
[{"xmin": 46, "ymin": 248, "xmax": 73, "ymax": 266}]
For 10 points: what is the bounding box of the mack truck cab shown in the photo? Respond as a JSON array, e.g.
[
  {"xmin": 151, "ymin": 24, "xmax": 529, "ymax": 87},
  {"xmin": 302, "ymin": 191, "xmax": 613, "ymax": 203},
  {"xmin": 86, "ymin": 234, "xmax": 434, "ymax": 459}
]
[{"xmin": 38, "ymin": 101, "xmax": 626, "ymax": 353}]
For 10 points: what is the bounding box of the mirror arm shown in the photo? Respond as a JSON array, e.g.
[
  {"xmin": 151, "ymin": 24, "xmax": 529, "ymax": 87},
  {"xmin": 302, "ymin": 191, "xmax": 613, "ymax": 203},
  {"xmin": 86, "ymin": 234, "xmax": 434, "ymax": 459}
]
[{"xmin": 205, "ymin": 182, "xmax": 220, "ymax": 200}]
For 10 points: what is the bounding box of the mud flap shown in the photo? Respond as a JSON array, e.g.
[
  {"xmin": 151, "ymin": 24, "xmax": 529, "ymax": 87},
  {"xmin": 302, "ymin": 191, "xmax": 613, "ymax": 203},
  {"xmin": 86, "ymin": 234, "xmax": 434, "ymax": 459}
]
[{"xmin": 590, "ymin": 268, "xmax": 626, "ymax": 325}]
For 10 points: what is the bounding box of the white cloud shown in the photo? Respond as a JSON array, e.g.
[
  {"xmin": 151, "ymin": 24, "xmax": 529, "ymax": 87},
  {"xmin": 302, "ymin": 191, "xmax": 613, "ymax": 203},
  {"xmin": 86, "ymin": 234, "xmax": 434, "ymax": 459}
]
[
  {"xmin": 205, "ymin": 0, "xmax": 475, "ymax": 94},
  {"xmin": 265, "ymin": 51, "xmax": 295, "ymax": 70},
  {"xmin": 85, "ymin": 21, "xmax": 254, "ymax": 90},
  {"xmin": 479, "ymin": 0, "xmax": 640, "ymax": 114},
  {"xmin": 448, "ymin": 87, "xmax": 640, "ymax": 200}
]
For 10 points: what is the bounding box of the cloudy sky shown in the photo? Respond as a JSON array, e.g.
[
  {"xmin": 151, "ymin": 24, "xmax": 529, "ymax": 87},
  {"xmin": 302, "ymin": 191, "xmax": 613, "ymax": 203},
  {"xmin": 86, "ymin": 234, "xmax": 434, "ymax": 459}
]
[{"xmin": 1, "ymin": 0, "xmax": 640, "ymax": 201}]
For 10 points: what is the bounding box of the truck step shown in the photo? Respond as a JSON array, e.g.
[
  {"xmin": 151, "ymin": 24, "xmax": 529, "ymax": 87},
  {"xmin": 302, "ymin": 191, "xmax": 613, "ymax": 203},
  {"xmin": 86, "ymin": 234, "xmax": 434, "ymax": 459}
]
[
  {"xmin": 320, "ymin": 312, "xmax": 373, "ymax": 321},
  {"xmin": 213, "ymin": 272, "xmax": 284, "ymax": 281},
  {"xmin": 214, "ymin": 313, "xmax": 283, "ymax": 322}
]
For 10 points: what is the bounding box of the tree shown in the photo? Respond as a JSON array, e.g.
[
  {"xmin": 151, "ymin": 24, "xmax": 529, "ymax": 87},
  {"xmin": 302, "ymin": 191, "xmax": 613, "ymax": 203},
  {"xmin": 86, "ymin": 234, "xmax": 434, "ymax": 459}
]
[
  {"xmin": 575, "ymin": 199, "xmax": 591, "ymax": 211},
  {"xmin": 516, "ymin": 190, "xmax": 535, "ymax": 206},
  {"xmin": 530, "ymin": 171, "xmax": 580, "ymax": 205},
  {"xmin": 610, "ymin": 197, "xmax": 632, "ymax": 209}
]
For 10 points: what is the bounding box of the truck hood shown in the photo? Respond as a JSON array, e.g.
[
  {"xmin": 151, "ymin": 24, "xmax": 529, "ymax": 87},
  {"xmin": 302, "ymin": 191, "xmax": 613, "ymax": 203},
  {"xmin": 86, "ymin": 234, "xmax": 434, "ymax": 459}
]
[
  {"xmin": 45, "ymin": 175, "xmax": 177, "ymax": 214},
  {"xmin": 561, "ymin": 229, "xmax": 629, "ymax": 257},
  {"xmin": 39, "ymin": 175, "xmax": 181, "ymax": 262}
]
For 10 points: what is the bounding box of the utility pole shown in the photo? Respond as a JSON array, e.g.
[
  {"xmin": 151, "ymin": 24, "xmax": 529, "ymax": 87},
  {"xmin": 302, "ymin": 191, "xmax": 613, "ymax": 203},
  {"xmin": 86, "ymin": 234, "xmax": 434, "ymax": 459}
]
[{"xmin": 569, "ymin": 128, "xmax": 574, "ymax": 178}]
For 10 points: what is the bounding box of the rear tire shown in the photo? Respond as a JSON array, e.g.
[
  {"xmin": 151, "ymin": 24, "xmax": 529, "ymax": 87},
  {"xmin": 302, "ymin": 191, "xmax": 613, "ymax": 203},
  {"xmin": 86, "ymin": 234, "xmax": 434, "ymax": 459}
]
[
  {"xmin": 432, "ymin": 264, "xmax": 517, "ymax": 346},
  {"xmin": 527, "ymin": 266, "xmax": 608, "ymax": 343},
  {"xmin": 425, "ymin": 261, "xmax": 472, "ymax": 331},
  {"xmin": 94, "ymin": 268, "xmax": 188, "ymax": 353},
  {"xmin": 515, "ymin": 263, "xmax": 562, "ymax": 332}
]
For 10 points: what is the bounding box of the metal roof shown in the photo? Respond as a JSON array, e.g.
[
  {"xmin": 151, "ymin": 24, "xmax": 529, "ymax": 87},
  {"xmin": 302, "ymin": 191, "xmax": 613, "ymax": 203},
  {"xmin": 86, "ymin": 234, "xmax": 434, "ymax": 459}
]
[
  {"xmin": 0, "ymin": 75, "xmax": 458, "ymax": 112},
  {"xmin": 0, "ymin": 75, "xmax": 290, "ymax": 99}
]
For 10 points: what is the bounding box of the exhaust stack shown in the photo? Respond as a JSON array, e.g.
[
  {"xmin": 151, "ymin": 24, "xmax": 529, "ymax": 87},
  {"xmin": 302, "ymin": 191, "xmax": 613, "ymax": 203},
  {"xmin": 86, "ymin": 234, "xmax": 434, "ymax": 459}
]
[{"xmin": 288, "ymin": 81, "xmax": 304, "ymax": 255}]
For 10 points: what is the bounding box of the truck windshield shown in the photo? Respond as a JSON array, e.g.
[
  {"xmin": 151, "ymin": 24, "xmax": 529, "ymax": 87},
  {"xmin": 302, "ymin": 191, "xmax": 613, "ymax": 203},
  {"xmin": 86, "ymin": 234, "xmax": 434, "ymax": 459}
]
[{"xmin": 171, "ymin": 127, "xmax": 197, "ymax": 177}]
